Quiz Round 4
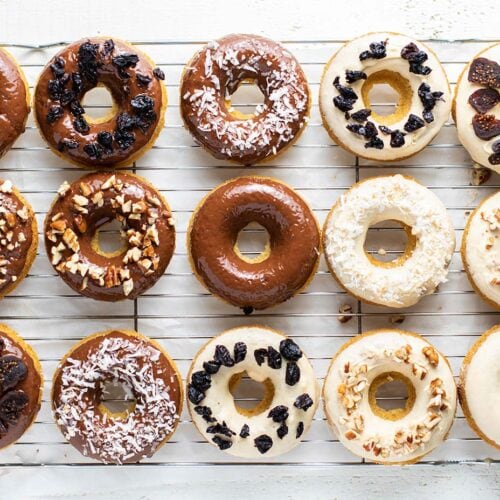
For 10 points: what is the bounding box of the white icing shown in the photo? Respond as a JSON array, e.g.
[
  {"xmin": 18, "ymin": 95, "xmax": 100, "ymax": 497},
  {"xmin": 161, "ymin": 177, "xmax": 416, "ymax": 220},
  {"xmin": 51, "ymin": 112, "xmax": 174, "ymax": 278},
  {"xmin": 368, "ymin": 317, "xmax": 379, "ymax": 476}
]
[
  {"xmin": 463, "ymin": 326, "xmax": 500, "ymax": 445},
  {"xmin": 454, "ymin": 43, "xmax": 500, "ymax": 173},
  {"xmin": 188, "ymin": 326, "xmax": 319, "ymax": 458},
  {"xmin": 323, "ymin": 175, "xmax": 455, "ymax": 307},
  {"xmin": 463, "ymin": 192, "xmax": 500, "ymax": 306},
  {"xmin": 323, "ymin": 330, "xmax": 457, "ymax": 463},
  {"xmin": 319, "ymin": 32, "xmax": 451, "ymax": 160}
]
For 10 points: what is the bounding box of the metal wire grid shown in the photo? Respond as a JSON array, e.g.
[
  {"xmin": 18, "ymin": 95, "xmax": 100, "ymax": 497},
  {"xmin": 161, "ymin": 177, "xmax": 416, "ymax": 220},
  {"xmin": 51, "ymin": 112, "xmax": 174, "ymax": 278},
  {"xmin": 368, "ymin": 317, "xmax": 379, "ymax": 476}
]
[{"xmin": 0, "ymin": 37, "xmax": 498, "ymax": 467}]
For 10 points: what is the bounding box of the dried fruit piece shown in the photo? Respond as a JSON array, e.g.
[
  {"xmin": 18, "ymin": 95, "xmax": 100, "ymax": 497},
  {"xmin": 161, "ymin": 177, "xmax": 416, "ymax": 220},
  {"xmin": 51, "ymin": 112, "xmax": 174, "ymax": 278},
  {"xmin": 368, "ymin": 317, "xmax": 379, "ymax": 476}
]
[
  {"xmin": 285, "ymin": 362, "xmax": 300, "ymax": 386},
  {"xmin": 333, "ymin": 77, "xmax": 358, "ymax": 101},
  {"xmin": 47, "ymin": 105, "xmax": 64, "ymax": 124},
  {"xmin": 294, "ymin": 393, "xmax": 314, "ymax": 411},
  {"xmin": 83, "ymin": 143, "xmax": 103, "ymax": 159},
  {"xmin": 400, "ymin": 43, "xmax": 431, "ymax": 75},
  {"xmin": 488, "ymin": 153, "xmax": 500, "ymax": 165},
  {"xmin": 365, "ymin": 137, "xmax": 384, "ymax": 149},
  {"xmin": 239, "ymin": 424, "xmax": 250, "ymax": 438},
  {"xmin": 350, "ymin": 109, "xmax": 371, "ymax": 122},
  {"xmin": 404, "ymin": 114, "xmax": 425, "ymax": 133},
  {"xmin": 277, "ymin": 423, "xmax": 288, "ymax": 439},
  {"xmin": 345, "ymin": 70, "xmax": 367, "ymax": 83},
  {"xmin": 296, "ymin": 422, "xmax": 304, "ymax": 438},
  {"xmin": 136, "ymin": 73, "xmax": 152, "ymax": 87},
  {"xmin": 279, "ymin": 339, "xmax": 302, "ymax": 361},
  {"xmin": 0, "ymin": 356, "xmax": 27, "ymax": 392},
  {"xmin": 187, "ymin": 383, "xmax": 205, "ymax": 404},
  {"xmin": 347, "ymin": 121, "xmax": 378, "ymax": 138},
  {"xmin": 78, "ymin": 41, "xmax": 99, "ymax": 84},
  {"xmin": 206, "ymin": 421, "xmax": 235, "ymax": 437},
  {"xmin": 58, "ymin": 139, "xmax": 78, "ymax": 152},
  {"xmin": 74, "ymin": 116, "xmax": 90, "ymax": 134},
  {"xmin": 468, "ymin": 57, "xmax": 500, "ymax": 88},
  {"xmin": 191, "ymin": 370, "xmax": 211, "ymax": 391},
  {"xmin": 359, "ymin": 41, "xmax": 387, "ymax": 61},
  {"xmin": 333, "ymin": 95, "xmax": 356, "ymax": 112},
  {"xmin": 233, "ymin": 342, "xmax": 247, "ymax": 363},
  {"xmin": 203, "ymin": 360, "xmax": 220, "ymax": 374},
  {"xmin": 0, "ymin": 390, "xmax": 28, "ymax": 425},
  {"xmin": 97, "ymin": 131, "xmax": 114, "ymax": 152},
  {"xmin": 468, "ymin": 88, "xmax": 500, "ymax": 114},
  {"xmin": 212, "ymin": 435, "xmax": 232, "ymax": 450},
  {"xmin": 472, "ymin": 114, "xmax": 500, "ymax": 140},
  {"xmin": 214, "ymin": 345, "xmax": 234, "ymax": 367},
  {"xmin": 267, "ymin": 405, "xmax": 289, "ymax": 423},
  {"xmin": 254, "ymin": 348, "xmax": 267, "ymax": 366},
  {"xmin": 112, "ymin": 53, "xmax": 139, "ymax": 79},
  {"xmin": 153, "ymin": 67, "xmax": 165, "ymax": 80},
  {"xmin": 254, "ymin": 434, "xmax": 273, "ymax": 454},
  {"xmin": 194, "ymin": 405, "xmax": 216, "ymax": 423},
  {"xmin": 267, "ymin": 346, "xmax": 282, "ymax": 369}
]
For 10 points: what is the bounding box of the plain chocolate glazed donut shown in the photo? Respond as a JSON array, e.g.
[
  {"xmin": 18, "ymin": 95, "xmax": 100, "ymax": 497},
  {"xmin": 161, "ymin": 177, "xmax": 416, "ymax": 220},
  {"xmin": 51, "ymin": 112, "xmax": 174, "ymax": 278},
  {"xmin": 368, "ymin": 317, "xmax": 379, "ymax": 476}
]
[{"xmin": 187, "ymin": 176, "xmax": 321, "ymax": 312}]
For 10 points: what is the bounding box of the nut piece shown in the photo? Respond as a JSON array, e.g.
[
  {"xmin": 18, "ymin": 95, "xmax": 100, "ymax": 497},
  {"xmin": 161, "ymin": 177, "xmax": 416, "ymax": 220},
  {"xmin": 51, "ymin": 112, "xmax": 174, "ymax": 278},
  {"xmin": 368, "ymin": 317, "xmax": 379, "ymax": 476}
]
[
  {"xmin": 390, "ymin": 315, "xmax": 405, "ymax": 324},
  {"xmin": 338, "ymin": 303, "xmax": 353, "ymax": 323},
  {"xmin": 123, "ymin": 278, "xmax": 134, "ymax": 297},
  {"xmin": 62, "ymin": 228, "xmax": 80, "ymax": 252},
  {"xmin": 422, "ymin": 346, "xmax": 439, "ymax": 367}
]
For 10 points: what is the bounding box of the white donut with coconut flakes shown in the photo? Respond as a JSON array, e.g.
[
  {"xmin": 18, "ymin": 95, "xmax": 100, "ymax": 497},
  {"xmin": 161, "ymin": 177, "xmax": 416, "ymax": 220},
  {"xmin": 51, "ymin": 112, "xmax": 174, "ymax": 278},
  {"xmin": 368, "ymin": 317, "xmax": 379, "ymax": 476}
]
[
  {"xmin": 323, "ymin": 175, "xmax": 455, "ymax": 308},
  {"xmin": 319, "ymin": 32, "xmax": 451, "ymax": 161}
]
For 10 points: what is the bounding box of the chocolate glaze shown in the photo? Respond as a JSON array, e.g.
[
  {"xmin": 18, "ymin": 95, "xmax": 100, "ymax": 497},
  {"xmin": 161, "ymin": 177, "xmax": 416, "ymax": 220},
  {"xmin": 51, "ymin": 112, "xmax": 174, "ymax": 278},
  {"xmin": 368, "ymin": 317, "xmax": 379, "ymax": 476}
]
[
  {"xmin": 52, "ymin": 331, "xmax": 182, "ymax": 463},
  {"xmin": 34, "ymin": 38, "xmax": 165, "ymax": 167},
  {"xmin": 188, "ymin": 177, "xmax": 320, "ymax": 310},
  {"xmin": 180, "ymin": 34, "xmax": 310, "ymax": 165},
  {"xmin": 0, "ymin": 49, "xmax": 30, "ymax": 158},
  {"xmin": 0, "ymin": 329, "xmax": 42, "ymax": 449},
  {"xmin": 45, "ymin": 172, "xmax": 175, "ymax": 301}
]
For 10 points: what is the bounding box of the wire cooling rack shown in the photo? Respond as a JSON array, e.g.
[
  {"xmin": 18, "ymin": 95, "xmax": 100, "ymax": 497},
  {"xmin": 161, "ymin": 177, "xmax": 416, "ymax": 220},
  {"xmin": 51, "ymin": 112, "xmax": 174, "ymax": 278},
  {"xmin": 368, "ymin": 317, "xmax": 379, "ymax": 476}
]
[{"xmin": 0, "ymin": 37, "xmax": 499, "ymax": 468}]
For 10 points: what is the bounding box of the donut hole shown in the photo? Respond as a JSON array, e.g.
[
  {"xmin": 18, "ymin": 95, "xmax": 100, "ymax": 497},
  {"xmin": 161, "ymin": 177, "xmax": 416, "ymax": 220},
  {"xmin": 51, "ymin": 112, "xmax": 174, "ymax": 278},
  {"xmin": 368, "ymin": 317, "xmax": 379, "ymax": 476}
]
[
  {"xmin": 361, "ymin": 70, "xmax": 412, "ymax": 126},
  {"xmin": 369, "ymin": 372, "xmax": 416, "ymax": 421},
  {"xmin": 92, "ymin": 219, "xmax": 127, "ymax": 257},
  {"xmin": 226, "ymin": 80, "xmax": 265, "ymax": 119},
  {"xmin": 234, "ymin": 223, "xmax": 271, "ymax": 264},
  {"xmin": 99, "ymin": 379, "xmax": 136, "ymax": 418},
  {"xmin": 81, "ymin": 85, "xmax": 116, "ymax": 123},
  {"xmin": 364, "ymin": 220, "xmax": 416, "ymax": 267},
  {"xmin": 229, "ymin": 372, "xmax": 275, "ymax": 416}
]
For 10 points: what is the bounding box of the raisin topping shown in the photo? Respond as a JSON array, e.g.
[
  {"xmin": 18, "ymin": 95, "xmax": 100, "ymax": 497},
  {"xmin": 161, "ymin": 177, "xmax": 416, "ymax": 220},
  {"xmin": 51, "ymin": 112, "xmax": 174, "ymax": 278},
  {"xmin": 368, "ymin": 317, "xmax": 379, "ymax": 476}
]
[
  {"xmin": 187, "ymin": 383, "xmax": 205, "ymax": 404},
  {"xmin": 48, "ymin": 79, "xmax": 64, "ymax": 100},
  {"xmin": 194, "ymin": 405, "xmax": 216, "ymax": 423},
  {"xmin": 294, "ymin": 393, "xmax": 314, "ymax": 411},
  {"xmin": 359, "ymin": 40, "xmax": 387, "ymax": 61},
  {"xmin": 333, "ymin": 95, "xmax": 356, "ymax": 112},
  {"xmin": 254, "ymin": 434, "xmax": 273, "ymax": 454},
  {"xmin": 0, "ymin": 390, "xmax": 28, "ymax": 429},
  {"xmin": 472, "ymin": 114, "xmax": 500, "ymax": 140},
  {"xmin": 78, "ymin": 41, "xmax": 100, "ymax": 84},
  {"xmin": 97, "ymin": 131, "xmax": 114, "ymax": 152},
  {"xmin": 333, "ymin": 76, "xmax": 358, "ymax": 100},
  {"xmin": 58, "ymin": 138, "xmax": 78, "ymax": 152},
  {"xmin": 345, "ymin": 70, "xmax": 367, "ymax": 83},
  {"xmin": 296, "ymin": 422, "xmax": 304, "ymax": 438},
  {"xmin": 202, "ymin": 360, "xmax": 220, "ymax": 375},
  {"xmin": 214, "ymin": 345, "xmax": 234, "ymax": 367},
  {"xmin": 153, "ymin": 67, "xmax": 165, "ymax": 80},
  {"xmin": 46, "ymin": 105, "xmax": 64, "ymax": 124},
  {"xmin": 72, "ymin": 72, "xmax": 83, "ymax": 94},
  {"xmin": 468, "ymin": 57, "xmax": 500, "ymax": 88},
  {"xmin": 254, "ymin": 348, "xmax": 267, "ymax": 366},
  {"xmin": 351, "ymin": 108, "xmax": 371, "ymax": 122},
  {"xmin": 404, "ymin": 114, "xmax": 425, "ymax": 133},
  {"xmin": 206, "ymin": 421, "xmax": 235, "ymax": 437},
  {"xmin": 365, "ymin": 137, "xmax": 384, "ymax": 149},
  {"xmin": 285, "ymin": 362, "xmax": 300, "ymax": 386},
  {"xmin": 267, "ymin": 405, "xmax": 289, "ymax": 423},
  {"xmin": 114, "ymin": 130, "xmax": 135, "ymax": 150},
  {"xmin": 112, "ymin": 53, "xmax": 139, "ymax": 79},
  {"xmin": 74, "ymin": 116, "xmax": 90, "ymax": 134},
  {"xmin": 468, "ymin": 88, "xmax": 500, "ymax": 114},
  {"xmin": 277, "ymin": 423, "xmax": 288, "ymax": 439},
  {"xmin": 267, "ymin": 346, "xmax": 282, "ymax": 369},
  {"xmin": 70, "ymin": 100, "xmax": 85, "ymax": 117},
  {"xmin": 131, "ymin": 94, "xmax": 154, "ymax": 114},
  {"xmin": 191, "ymin": 370, "xmax": 211, "ymax": 391},
  {"xmin": 390, "ymin": 131, "xmax": 406, "ymax": 148},
  {"xmin": 83, "ymin": 143, "xmax": 103, "ymax": 159},
  {"xmin": 233, "ymin": 342, "xmax": 247, "ymax": 363},
  {"xmin": 0, "ymin": 338, "xmax": 4, "ymax": 353},
  {"xmin": 116, "ymin": 112, "xmax": 136, "ymax": 131},
  {"xmin": 279, "ymin": 339, "xmax": 302, "ymax": 361},
  {"xmin": 60, "ymin": 89, "xmax": 76, "ymax": 107},
  {"xmin": 346, "ymin": 121, "xmax": 378, "ymax": 139},
  {"xmin": 212, "ymin": 435, "xmax": 232, "ymax": 450},
  {"xmin": 0, "ymin": 356, "xmax": 27, "ymax": 393},
  {"xmin": 400, "ymin": 43, "xmax": 431, "ymax": 75},
  {"xmin": 50, "ymin": 57, "xmax": 65, "ymax": 78},
  {"xmin": 240, "ymin": 424, "xmax": 250, "ymax": 438},
  {"xmin": 102, "ymin": 39, "xmax": 115, "ymax": 57},
  {"xmin": 136, "ymin": 73, "xmax": 152, "ymax": 87}
]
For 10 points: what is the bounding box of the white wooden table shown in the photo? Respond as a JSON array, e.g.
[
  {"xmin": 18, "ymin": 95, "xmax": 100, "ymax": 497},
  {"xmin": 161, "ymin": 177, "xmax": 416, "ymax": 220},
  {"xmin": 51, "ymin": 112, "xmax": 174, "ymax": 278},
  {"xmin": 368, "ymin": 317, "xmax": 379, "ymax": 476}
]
[{"xmin": 0, "ymin": 0, "xmax": 499, "ymax": 498}]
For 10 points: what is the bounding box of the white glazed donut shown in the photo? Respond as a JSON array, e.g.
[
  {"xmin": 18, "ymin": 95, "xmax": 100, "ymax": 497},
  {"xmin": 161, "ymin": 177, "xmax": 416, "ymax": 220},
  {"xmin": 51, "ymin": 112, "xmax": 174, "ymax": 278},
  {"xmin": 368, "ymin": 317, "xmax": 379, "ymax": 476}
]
[
  {"xmin": 454, "ymin": 43, "xmax": 500, "ymax": 173},
  {"xmin": 186, "ymin": 326, "xmax": 319, "ymax": 458},
  {"xmin": 319, "ymin": 32, "xmax": 451, "ymax": 161},
  {"xmin": 323, "ymin": 329, "xmax": 457, "ymax": 464},
  {"xmin": 461, "ymin": 191, "xmax": 500, "ymax": 309},
  {"xmin": 323, "ymin": 175, "xmax": 455, "ymax": 308},
  {"xmin": 459, "ymin": 325, "xmax": 500, "ymax": 449}
]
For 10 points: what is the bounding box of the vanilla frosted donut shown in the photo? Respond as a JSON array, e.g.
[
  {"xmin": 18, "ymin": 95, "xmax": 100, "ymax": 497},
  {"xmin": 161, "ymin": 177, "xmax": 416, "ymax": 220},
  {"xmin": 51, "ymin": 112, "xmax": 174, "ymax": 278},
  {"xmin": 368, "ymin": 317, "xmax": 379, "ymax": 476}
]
[
  {"xmin": 323, "ymin": 175, "xmax": 455, "ymax": 308},
  {"xmin": 453, "ymin": 43, "xmax": 500, "ymax": 173},
  {"xmin": 459, "ymin": 325, "xmax": 500, "ymax": 449},
  {"xmin": 187, "ymin": 326, "xmax": 319, "ymax": 458},
  {"xmin": 461, "ymin": 192, "xmax": 500, "ymax": 309},
  {"xmin": 323, "ymin": 329, "xmax": 457, "ymax": 464},
  {"xmin": 320, "ymin": 32, "xmax": 451, "ymax": 161}
]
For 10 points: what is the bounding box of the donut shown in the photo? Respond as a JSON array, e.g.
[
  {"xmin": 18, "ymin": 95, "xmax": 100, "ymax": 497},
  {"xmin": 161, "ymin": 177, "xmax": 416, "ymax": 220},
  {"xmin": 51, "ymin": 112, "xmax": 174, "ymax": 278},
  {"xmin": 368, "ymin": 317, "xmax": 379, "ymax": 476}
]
[
  {"xmin": 186, "ymin": 326, "xmax": 319, "ymax": 457},
  {"xmin": 45, "ymin": 172, "xmax": 175, "ymax": 301},
  {"xmin": 34, "ymin": 37, "xmax": 166, "ymax": 168},
  {"xmin": 319, "ymin": 32, "xmax": 451, "ymax": 161},
  {"xmin": 323, "ymin": 329, "xmax": 456, "ymax": 464},
  {"xmin": 453, "ymin": 43, "xmax": 500, "ymax": 173},
  {"xmin": 0, "ymin": 48, "xmax": 30, "ymax": 158},
  {"xmin": 187, "ymin": 176, "xmax": 320, "ymax": 312},
  {"xmin": 180, "ymin": 34, "xmax": 310, "ymax": 165},
  {"xmin": 461, "ymin": 191, "xmax": 500, "ymax": 309},
  {"xmin": 323, "ymin": 175, "xmax": 455, "ymax": 308},
  {"xmin": 458, "ymin": 325, "xmax": 500, "ymax": 449},
  {"xmin": 0, "ymin": 179, "xmax": 38, "ymax": 298},
  {"xmin": 0, "ymin": 324, "xmax": 43, "ymax": 450},
  {"xmin": 52, "ymin": 330, "xmax": 183, "ymax": 464}
]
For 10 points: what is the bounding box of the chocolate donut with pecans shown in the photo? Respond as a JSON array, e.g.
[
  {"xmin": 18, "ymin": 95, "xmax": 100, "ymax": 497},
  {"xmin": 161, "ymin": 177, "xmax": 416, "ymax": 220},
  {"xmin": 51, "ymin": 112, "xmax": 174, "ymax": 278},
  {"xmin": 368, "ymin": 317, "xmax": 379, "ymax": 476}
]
[
  {"xmin": 34, "ymin": 37, "xmax": 166, "ymax": 168},
  {"xmin": 45, "ymin": 172, "xmax": 175, "ymax": 301}
]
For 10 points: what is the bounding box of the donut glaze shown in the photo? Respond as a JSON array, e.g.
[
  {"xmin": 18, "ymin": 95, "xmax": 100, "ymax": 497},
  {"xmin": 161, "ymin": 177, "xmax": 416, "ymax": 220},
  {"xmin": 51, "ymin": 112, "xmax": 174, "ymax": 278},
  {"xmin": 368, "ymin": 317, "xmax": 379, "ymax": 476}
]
[
  {"xmin": 323, "ymin": 329, "xmax": 456, "ymax": 464},
  {"xmin": 0, "ymin": 48, "xmax": 30, "ymax": 158},
  {"xmin": 180, "ymin": 34, "xmax": 310, "ymax": 164},
  {"xmin": 0, "ymin": 324, "xmax": 43, "ymax": 450},
  {"xmin": 52, "ymin": 330, "xmax": 183, "ymax": 464},
  {"xmin": 187, "ymin": 177, "xmax": 320, "ymax": 311},
  {"xmin": 45, "ymin": 172, "xmax": 175, "ymax": 301},
  {"xmin": 34, "ymin": 37, "xmax": 166, "ymax": 167}
]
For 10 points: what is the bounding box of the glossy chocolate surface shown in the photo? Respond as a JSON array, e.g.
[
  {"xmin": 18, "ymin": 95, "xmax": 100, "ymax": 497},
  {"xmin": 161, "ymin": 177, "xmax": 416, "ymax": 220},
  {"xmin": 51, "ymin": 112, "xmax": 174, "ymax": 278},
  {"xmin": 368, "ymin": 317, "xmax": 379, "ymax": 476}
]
[{"xmin": 189, "ymin": 177, "xmax": 320, "ymax": 310}]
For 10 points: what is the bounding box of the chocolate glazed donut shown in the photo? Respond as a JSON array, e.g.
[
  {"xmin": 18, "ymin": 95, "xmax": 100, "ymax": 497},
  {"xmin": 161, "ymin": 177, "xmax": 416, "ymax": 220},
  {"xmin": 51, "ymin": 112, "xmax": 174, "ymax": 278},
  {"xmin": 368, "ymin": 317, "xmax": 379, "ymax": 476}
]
[
  {"xmin": 187, "ymin": 177, "xmax": 321, "ymax": 311},
  {"xmin": 0, "ymin": 48, "xmax": 30, "ymax": 158},
  {"xmin": 34, "ymin": 37, "xmax": 166, "ymax": 168}
]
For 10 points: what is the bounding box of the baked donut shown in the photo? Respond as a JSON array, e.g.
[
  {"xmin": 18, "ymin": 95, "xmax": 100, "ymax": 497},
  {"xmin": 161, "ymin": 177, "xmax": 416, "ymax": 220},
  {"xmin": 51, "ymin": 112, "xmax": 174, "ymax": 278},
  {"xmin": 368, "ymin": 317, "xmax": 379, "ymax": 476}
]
[
  {"xmin": 453, "ymin": 43, "xmax": 500, "ymax": 173},
  {"xmin": 187, "ymin": 326, "xmax": 319, "ymax": 457},
  {"xmin": 45, "ymin": 172, "xmax": 175, "ymax": 301},
  {"xmin": 0, "ymin": 179, "xmax": 38, "ymax": 298},
  {"xmin": 319, "ymin": 32, "xmax": 451, "ymax": 161},
  {"xmin": 0, "ymin": 48, "xmax": 30, "ymax": 158},
  {"xmin": 52, "ymin": 329, "xmax": 183, "ymax": 464},
  {"xmin": 0, "ymin": 324, "xmax": 43, "ymax": 450},
  {"xmin": 187, "ymin": 176, "xmax": 320, "ymax": 312},
  {"xmin": 458, "ymin": 325, "xmax": 500, "ymax": 449},
  {"xmin": 323, "ymin": 329, "xmax": 456, "ymax": 464},
  {"xmin": 34, "ymin": 37, "xmax": 166, "ymax": 168},
  {"xmin": 180, "ymin": 34, "xmax": 310, "ymax": 165},
  {"xmin": 461, "ymin": 191, "xmax": 500, "ymax": 309},
  {"xmin": 323, "ymin": 175, "xmax": 455, "ymax": 308}
]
